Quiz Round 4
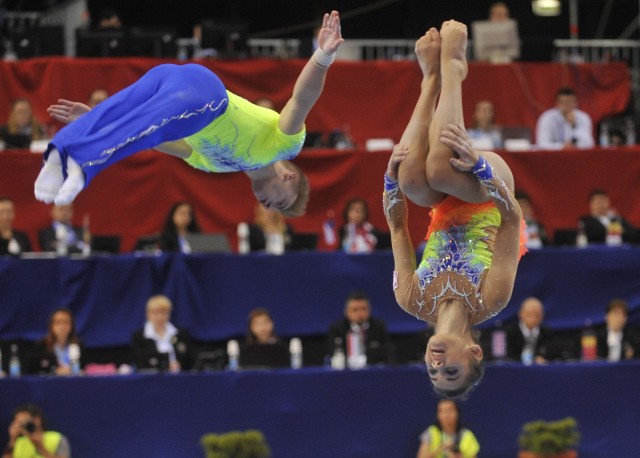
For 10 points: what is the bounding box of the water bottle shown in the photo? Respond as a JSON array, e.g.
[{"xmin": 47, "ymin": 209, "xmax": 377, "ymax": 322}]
[
  {"xmin": 521, "ymin": 346, "xmax": 534, "ymax": 366},
  {"xmin": 289, "ymin": 337, "xmax": 303, "ymax": 369},
  {"xmin": 227, "ymin": 340, "xmax": 240, "ymax": 370},
  {"xmin": 55, "ymin": 224, "xmax": 69, "ymax": 256},
  {"xmin": 625, "ymin": 117, "xmax": 636, "ymax": 145},
  {"xmin": 606, "ymin": 217, "xmax": 623, "ymax": 246},
  {"xmin": 68, "ymin": 343, "xmax": 81, "ymax": 376},
  {"xmin": 81, "ymin": 213, "xmax": 91, "ymax": 257},
  {"xmin": 9, "ymin": 344, "xmax": 20, "ymax": 378},
  {"xmin": 575, "ymin": 221, "xmax": 588, "ymax": 248},
  {"xmin": 347, "ymin": 324, "xmax": 367, "ymax": 370},
  {"xmin": 330, "ymin": 337, "xmax": 345, "ymax": 370},
  {"xmin": 599, "ymin": 121, "xmax": 609, "ymax": 147},
  {"xmin": 490, "ymin": 320, "xmax": 507, "ymax": 361},
  {"xmin": 237, "ymin": 223, "xmax": 250, "ymax": 254}
]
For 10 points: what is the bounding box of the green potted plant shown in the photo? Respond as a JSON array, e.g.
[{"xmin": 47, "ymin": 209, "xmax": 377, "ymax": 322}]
[
  {"xmin": 201, "ymin": 429, "xmax": 271, "ymax": 458},
  {"xmin": 518, "ymin": 417, "xmax": 580, "ymax": 458}
]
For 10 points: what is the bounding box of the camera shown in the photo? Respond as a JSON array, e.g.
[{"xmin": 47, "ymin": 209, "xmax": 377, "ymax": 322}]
[{"xmin": 23, "ymin": 421, "xmax": 36, "ymax": 433}]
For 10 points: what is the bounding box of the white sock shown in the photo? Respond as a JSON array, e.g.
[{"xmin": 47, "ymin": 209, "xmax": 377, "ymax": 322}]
[
  {"xmin": 54, "ymin": 156, "xmax": 85, "ymax": 205},
  {"xmin": 34, "ymin": 148, "xmax": 64, "ymax": 204}
]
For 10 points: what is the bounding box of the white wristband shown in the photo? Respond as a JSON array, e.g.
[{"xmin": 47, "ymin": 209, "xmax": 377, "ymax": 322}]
[{"xmin": 313, "ymin": 48, "xmax": 335, "ymax": 67}]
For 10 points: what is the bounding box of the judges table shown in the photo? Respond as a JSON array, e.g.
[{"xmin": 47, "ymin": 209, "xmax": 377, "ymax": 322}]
[
  {"xmin": 0, "ymin": 362, "xmax": 639, "ymax": 458},
  {"xmin": 2, "ymin": 247, "xmax": 640, "ymax": 346}
]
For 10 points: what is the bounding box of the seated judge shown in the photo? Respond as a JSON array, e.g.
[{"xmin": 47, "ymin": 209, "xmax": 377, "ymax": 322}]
[
  {"xmin": 596, "ymin": 298, "xmax": 638, "ymax": 361},
  {"xmin": 131, "ymin": 295, "xmax": 192, "ymax": 373},
  {"xmin": 505, "ymin": 297, "xmax": 555, "ymax": 364}
]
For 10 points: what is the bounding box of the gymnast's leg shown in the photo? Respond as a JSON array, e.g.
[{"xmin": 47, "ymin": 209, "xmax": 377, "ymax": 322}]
[
  {"xmin": 396, "ymin": 28, "xmax": 445, "ymax": 208},
  {"xmin": 425, "ymin": 21, "xmax": 513, "ymax": 203},
  {"xmin": 35, "ymin": 63, "xmax": 228, "ymax": 205}
]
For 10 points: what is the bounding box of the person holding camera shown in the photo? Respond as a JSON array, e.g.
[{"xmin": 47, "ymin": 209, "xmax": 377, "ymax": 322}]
[{"xmin": 2, "ymin": 404, "xmax": 70, "ymax": 458}]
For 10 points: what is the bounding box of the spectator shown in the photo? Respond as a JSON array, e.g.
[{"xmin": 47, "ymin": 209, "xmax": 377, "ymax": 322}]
[
  {"xmin": 596, "ymin": 298, "xmax": 638, "ymax": 361},
  {"xmin": 246, "ymin": 308, "xmax": 280, "ymax": 345},
  {"xmin": 338, "ymin": 198, "xmax": 380, "ymax": 254},
  {"xmin": 327, "ymin": 291, "xmax": 390, "ymax": 365},
  {"xmin": 131, "ymin": 295, "xmax": 192, "ymax": 373},
  {"xmin": 416, "ymin": 399, "xmax": 480, "ymax": 458},
  {"xmin": 38, "ymin": 204, "xmax": 84, "ymax": 254},
  {"xmin": 34, "ymin": 308, "xmax": 83, "ymax": 376},
  {"xmin": 505, "ymin": 297, "xmax": 555, "ymax": 364},
  {"xmin": 248, "ymin": 203, "xmax": 294, "ymax": 254},
  {"xmin": 0, "ymin": 99, "xmax": 45, "ymax": 149},
  {"xmin": 0, "ymin": 196, "xmax": 32, "ymax": 256},
  {"xmin": 578, "ymin": 189, "xmax": 636, "ymax": 244},
  {"xmin": 87, "ymin": 89, "xmax": 109, "ymax": 108},
  {"xmin": 535, "ymin": 87, "xmax": 595, "ymax": 149},
  {"xmin": 489, "ymin": 2, "xmax": 510, "ymax": 21},
  {"xmin": 2, "ymin": 403, "xmax": 71, "ymax": 458},
  {"xmin": 515, "ymin": 191, "xmax": 548, "ymax": 248},
  {"xmin": 467, "ymin": 100, "xmax": 502, "ymax": 149},
  {"xmin": 159, "ymin": 201, "xmax": 201, "ymax": 253}
]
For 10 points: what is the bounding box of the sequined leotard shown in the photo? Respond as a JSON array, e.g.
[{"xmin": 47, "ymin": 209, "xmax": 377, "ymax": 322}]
[{"xmin": 383, "ymin": 157, "xmax": 526, "ymax": 325}]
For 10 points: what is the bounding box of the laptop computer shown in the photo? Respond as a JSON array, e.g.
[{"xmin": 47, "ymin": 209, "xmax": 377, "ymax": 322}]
[
  {"xmin": 184, "ymin": 233, "xmax": 231, "ymax": 254},
  {"xmin": 290, "ymin": 233, "xmax": 318, "ymax": 251},
  {"xmin": 91, "ymin": 235, "xmax": 121, "ymax": 254},
  {"xmin": 240, "ymin": 342, "xmax": 290, "ymax": 369},
  {"xmin": 134, "ymin": 349, "xmax": 170, "ymax": 374},
  {"xmin": 24, "ymin": 351, "xmax": 58, "ymax": 375}
]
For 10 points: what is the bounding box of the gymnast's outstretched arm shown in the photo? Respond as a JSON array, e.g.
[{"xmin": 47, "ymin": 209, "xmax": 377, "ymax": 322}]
[{"xmin": 277, "ymin": 10, "xmax": 344, "ymax": 136}]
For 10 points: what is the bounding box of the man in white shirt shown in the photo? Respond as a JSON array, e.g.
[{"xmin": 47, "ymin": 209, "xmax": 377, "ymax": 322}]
[{"xmin": 535, "ymin": 87, "xmax": 595, "ymax": 149}]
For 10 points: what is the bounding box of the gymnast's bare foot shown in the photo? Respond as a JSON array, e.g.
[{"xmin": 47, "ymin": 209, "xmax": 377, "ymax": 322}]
[
  {"xmin": 440, "ymin": 20, "xmax": 468, "ymax": 80},
  {"xmin": 415, "ymin": 27, "xmax": 441, "ymax": 81}
]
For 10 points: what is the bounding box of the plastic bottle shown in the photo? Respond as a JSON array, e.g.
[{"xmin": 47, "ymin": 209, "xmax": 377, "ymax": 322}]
[
  {"xmin": 599, "ymin": 121, "xmax": 609, "ymax": 147},
  {"xmin": 289, "ymin": 337, "xmax": 303, "ymax": 369},
  {"xmin": 625, "ymin": 117, "xmax": 636, "ymax": 145},
  {"xmin": 575, "ymin": 221, "xmax": 588, "ymax": 248},
  {"xmin": 581, "ymin": 319, "xmax": 597, "ymax": 361},
  {"xmin": 9, "ymin": 344, "xmax": 20, "ymax": 378},
  {"xmin": 81, "ymin": 213, "xmax": 91, "ymax": 257},
  {"xmin": 227, "ymin": 339, "xmax": 240, "ymax": 370},
  {"xmin": 490, "ymin": 320, "xmax": 507, "ymax": 361},
  {"xmin": 330, "ymin": 337, "xmax": 345, "ymax": 370},
  {"xmin": 55, "ymin": 224, "xmax": 69, "ymax": 256},
  {"xmin": 237, "ymin": 223, "xmax": 250, "ymax": 254},
  {"xmin": 347, "ymin": 324, "xmax": 367, "ymax": 370},
  {"xmin": 68, "ymin": 343, "xmax": 81, "ymax": 376},
  {"xmin": 266, "ymin": 233, "xmax": 285, "ymax": 255}
]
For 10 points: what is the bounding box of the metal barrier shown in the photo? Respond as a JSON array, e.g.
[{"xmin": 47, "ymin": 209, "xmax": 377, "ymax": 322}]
[{"xmin": 554, "ymin": 39, "xmax": 640, "ymax": 110}]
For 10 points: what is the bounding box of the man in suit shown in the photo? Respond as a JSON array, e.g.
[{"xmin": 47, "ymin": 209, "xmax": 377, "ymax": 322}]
[
  {"xmin": 505, "ymin": 297, "xmax": 555, "ymax": 364},
  {"xmin": 38, "ymin": 204, "xmax": 84, "ymax": 253},
  {"xmin": 578, "ymin": 189, "xmax": 636, "ymax": 244},
  {"xmin": 327, "ymin": 291, "xmax": 390, "ymax": 366},
  {"xmin": 0, "ymin": 196, "xmax": 32, "ymax": 256},
  {"xmin": 596, "ymin": 298, "xmax": 638, "ymax": 361}
]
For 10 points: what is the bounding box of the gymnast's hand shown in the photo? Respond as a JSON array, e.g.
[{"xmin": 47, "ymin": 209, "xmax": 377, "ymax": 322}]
[
  {"xmin": 440, "ymin": 122, "xmax": 480, "ymax": 172},
  {"xmin": 317, "ymin": 10, "xmax": 344, "ymax": 55},
  {"xmin": 386, "ymin": 144, "xmax": 409, "ymax": 182},
  {"xmin": 47, "ymin": 99, "xmax": 91, "ymax": 124}
]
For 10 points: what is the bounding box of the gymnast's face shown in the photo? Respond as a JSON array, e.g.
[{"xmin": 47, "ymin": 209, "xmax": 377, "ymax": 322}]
[
  {"xmin": 425, "ymin": 333, "xmax": 482, "ymax": 391},
  {"xmin": 252, "ymin": 170, "xmax": 299, "ymax": 212}
]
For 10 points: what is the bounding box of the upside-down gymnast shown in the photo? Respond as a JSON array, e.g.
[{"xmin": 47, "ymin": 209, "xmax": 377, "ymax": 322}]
[
  {"xmin": 383, "ymin": 21, "xmax": 526, "ymax": 399},
  {"xmin": 34, "ymin": 11, "xmax": 344, "ymax": 217}
]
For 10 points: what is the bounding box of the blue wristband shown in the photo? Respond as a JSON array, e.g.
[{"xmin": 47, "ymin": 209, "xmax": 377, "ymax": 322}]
[
  {"xmin": 472, "ymin": 156, "xmax": 494, "ymax": 181},
  {"xmin": 384, "ymin": 174, "xmax": 399, "ymax": 191}
]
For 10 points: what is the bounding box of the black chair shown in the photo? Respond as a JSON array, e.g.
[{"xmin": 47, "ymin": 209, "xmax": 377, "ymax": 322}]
[
  {"xmin": 75, "ymin": 28, "xmax": 128, "ymax": 57},
  {"xmin": 91, "ymin": 235, "xmax": 121, "ymax": 254},
  {"xmin": 128, "ymin": 27, "xmax": 177, "ymax": 58},
  {"xmin": 134, "ymin": 234, "xmax": 160, "ymax": 252},
  {"xmin": 553, "ymin": 229, "xmax": 577, "ymax": 246}
]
